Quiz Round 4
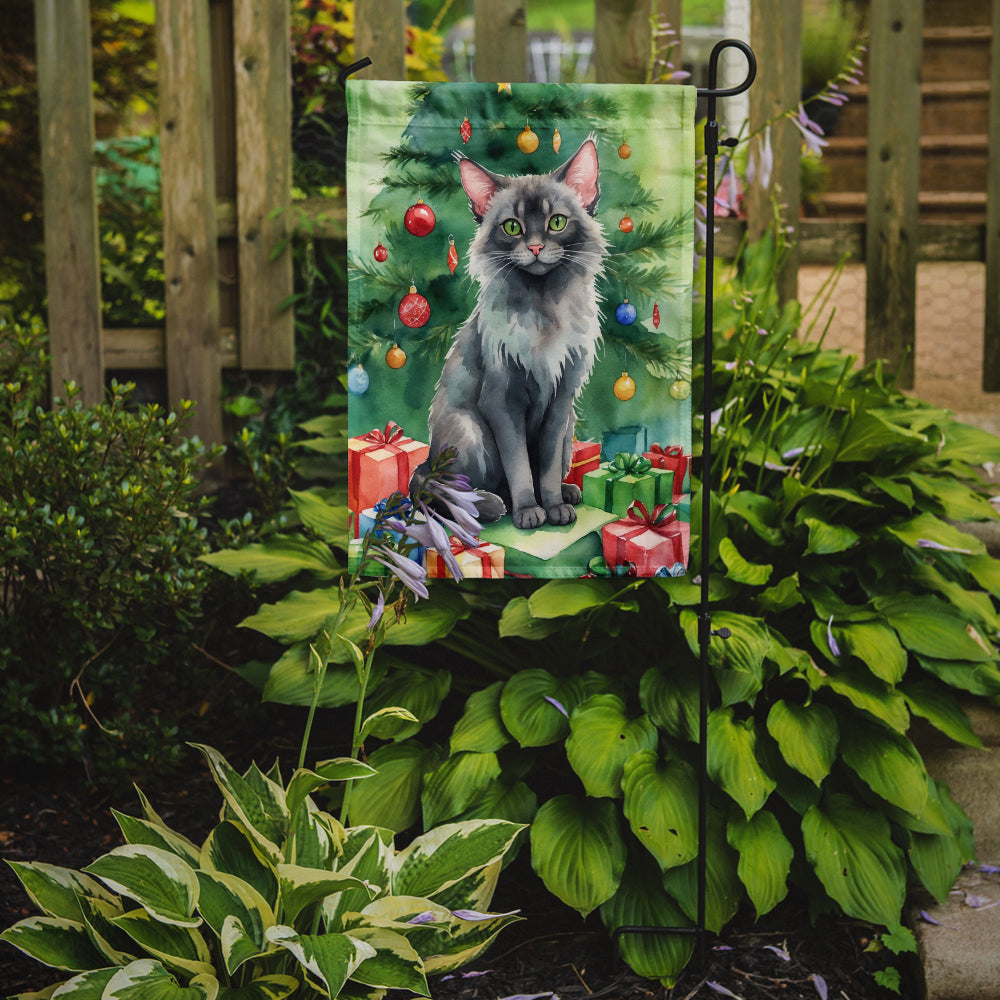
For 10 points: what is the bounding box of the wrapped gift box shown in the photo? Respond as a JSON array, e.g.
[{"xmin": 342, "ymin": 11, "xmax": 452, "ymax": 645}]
[
  {"xmin": 581, "ymin": 452, "xmax": 673, "ymax": 515},
  {"xmin": 644, "ymin": 443, "xmax": 690, "ymax": 500},
  {"xmin": 357, "ymin": 495, "xmax": 414, "ymax": 541},
  {"xmin": 426, "ymin": 537, "xmax": 504, "ymax": 579},
  {"xmin": 602, "ymin": 425, "xmax": 647, "ymax": 462},
  {"xmin": 348, "ymin": 421, "xmax": 429, "ymax": 516},
  {"xmin": 601, "ymin": 502, "xmax": 689, "ymax": 577},
  {"xmin": 348, "ymin": 536, "xmax": 423, "ymax": 576},
  {"xmin": 563, "ymin": 440, "xmax": 601, "ymax": 490}
]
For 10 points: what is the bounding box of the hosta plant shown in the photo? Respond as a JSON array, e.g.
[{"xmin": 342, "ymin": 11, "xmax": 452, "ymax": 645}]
[{"xmin": 1, "ymin": 744, "xmax": 523, "ymax": 999}]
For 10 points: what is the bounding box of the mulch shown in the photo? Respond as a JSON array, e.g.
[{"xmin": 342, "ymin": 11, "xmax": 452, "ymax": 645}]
[{"xmin": 1, "ymin": 744, "xmax": 913, "ymax": 1000}]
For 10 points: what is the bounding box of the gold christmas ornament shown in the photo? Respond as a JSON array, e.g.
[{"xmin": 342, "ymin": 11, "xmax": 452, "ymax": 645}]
[{"xmin": 613, "ymin": 371, "xmax": 636, "ymax": 401}]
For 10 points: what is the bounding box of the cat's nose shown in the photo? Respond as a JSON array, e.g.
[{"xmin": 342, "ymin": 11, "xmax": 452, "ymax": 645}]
[{"xmin": 528, "ymin": 243, "xmax": 544, "ymax": 256}]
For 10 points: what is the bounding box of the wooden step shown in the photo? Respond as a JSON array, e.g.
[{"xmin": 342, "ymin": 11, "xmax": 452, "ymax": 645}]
[
  {"xmin": 832, "ymin": 80, "xmax": 991, "ymax": 137},
  {"xmin": 822, "ymin": 134, "xmax": 989, "ymax": 193},
  {"xmin": 922, "ymin": 0, "xmax": 992, "ymax": 28},
  {"xmin": 813, "ymin": 190, "xmax": 987, "ymax": 222},
  {"xmin": 922, "ymin": 25, "xmax": 993, "ymax": 83}
]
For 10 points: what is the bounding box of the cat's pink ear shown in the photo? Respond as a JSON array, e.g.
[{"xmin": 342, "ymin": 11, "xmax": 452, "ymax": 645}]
[
  {"xmin": 561, "ymin": 140, "xmax": 600, "ymax": 213},
  {"xmin": 459, "ymin": 158, "xmax": 501, "ymax": 220}
]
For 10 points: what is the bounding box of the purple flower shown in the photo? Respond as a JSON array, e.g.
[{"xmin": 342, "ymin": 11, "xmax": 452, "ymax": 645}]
[
  {"xmin": 827, "ymin": 616, "xmax": 841, "ymax": 658},
  {"xmin": 763, "ymin": 944, "xmax": 790, "ymax": 961},
  {"xmin": 544, "ymin": 695, "xmax": 569, "ymax": 717},
  {"xmin": 706, "ymin": 983, "xmax": 742, "ymax": 999},
  {"xmin": 791, "ymin": 104, "xmax": 828, "ymax": 157},
  {"xmin": 812, "ymin": 974, "xmax": 828, "ymax": 1000},
  {"xmin": 387, "ymin": 509, "xmax": 464, "ymax": 581},
  {"xmin": 407, "ymin": 911, "xmax": 438, "ymax": 925},
  {"xmin": 370, "ymin": 544, "xmax": 429, "ymax": 600},
  {"xmin": 917, "ymin": 538, "xmax": 973, "ymax": 554},
  {"xmin": 746, "ymin": 125, "xmax": 773, "ymax": 191},
  {"xmin": 367, "ymin": 590, "xmax": 385, "ymax": 631},
  {"xmin": 451, "ymin": 908, "xmax": 520, "ymax": 921}
]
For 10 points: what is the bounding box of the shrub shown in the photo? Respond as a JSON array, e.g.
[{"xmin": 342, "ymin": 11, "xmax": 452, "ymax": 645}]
[
  {"xmin": 1, "ymin": 743, "xmax": 524, "ymax": 997},
  {"xmin": 0, "ymin": 317, "xmax": 220, "ymax": 783},
  {"xmin": 211, "ymin": 233, "xmax": 1000, "ymax": 985}
]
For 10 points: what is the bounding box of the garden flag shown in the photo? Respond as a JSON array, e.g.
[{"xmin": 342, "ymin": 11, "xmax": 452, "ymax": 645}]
[{"xmin": 346, "ymin": 80, "xmax": 695, "ymax": 578}]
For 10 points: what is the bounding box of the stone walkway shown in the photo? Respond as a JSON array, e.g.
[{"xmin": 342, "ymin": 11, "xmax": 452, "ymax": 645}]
[{"xmin": 798, "ymin": 262, "xmax": 1000, "ymax": 435}]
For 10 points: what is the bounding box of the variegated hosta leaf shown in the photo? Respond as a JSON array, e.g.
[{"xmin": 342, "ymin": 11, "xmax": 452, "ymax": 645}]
[
  {"xmin": 802, "ymin": 793, "xmax": 906, "ymax": 926},
  {"xmin": 77, "ymin": 894, "xmax": 136, "ymax": 966},
  {"xmin": 452, "ymin": 779, "xmax": 538, "ymax": 828},
  {"xmin": 110, "ymin": 908, "xmax": 214, "ymax": 979},
  {"xmin": 323, "ymin": 829, "xmax": 393, "ymax": 931},
  {"xmin": 565, "ymin": 695, "xmax": 658, "ymax": 799},
  {"xmin": 358, "ymin": 667, "xmax": 452, "ymax": 741},
  {"xmin": 347, "ymin": 740, "xmax": 442, "ymax": 833},
  {"xmin": 46, "ymin": 966, "xmax": 118, "ymax": 997},
  {"xmin": 621, "ymin": 751, "xmax": 699, "ymax": 871},
  {"xmin": 111, "ymin": 810, "xmax": 202, "ymax": 868},
  {"xmin": 529, "ymin": 795, "xmax": 626, "ymax": 917},
  {"xmin": 838, "ymin": 717, "xmax": 929, "ymax": 817},
  {"xmin": 344, "ymin": 926, "xmax": 429, "ymax": 995},
  {"xmin": 4, "ymin": 861, "xmax": 118, "ymax": 922},
  {"xmin": 765, "ymin": 700, "xmax": 838, "ymax": 786},
  {"xmin": 285, "ymin": 760, "xmax": 375, "ymax": 824},
  {"xmin": 276, "ymin": 864, "xmax": 375, "ymax": 925},
  {"xmin": 83, "ymin": 846, "xmax": 200, "ymax": 928},
  {"xmin": 190, "ymin": 745, "xmax": 287, "ymax": 863},
  {"xmin": 420, "ymin": 751, "xmax": 502, "ymax": 829},
  {"xmin": 391, "ymin": 820, "xmax": 524, "ymax": 901},
  {"xmin": 706, "ymin": 707, "xmax": 776, "ymax": 819},
  {"xmin": 599, "ymin": 854, "xmax": 694, "ymax": 987},
  {"xmin": 421, "ymin": 907, "xmax": 522, "ymax": 975},
  {"xmin": 499, "ymin": 669, "xmax": 585, "ymax": 747},
  {"xmin": 265, "ymin": 926, "xmax": 376, "ymax": 998},
  {"xmin": 661, "ymin": 812, "xmax": 742, "ymax": 934},
  {"xmin": 288, "ymin": 802, "xmax": 344, "ymax": 870},
  {"xmin": 214, "ymin": 974, "xmax": 300, "ymax": 999},
  {"xmin": 200, "ymin": 822, "xmax": 278, "ymax": 910},
  {"xmin": 102, "ymin": 958, "xmax": 218, "ymax": 999},
  {"xmin": 0, "ymin": 916, "xmax": 107, "ymax": 971},
  {"xmin": 727, "ymin": 810, "xmax": 793, "ymax": 918},
  {"xmin": 450, "ymin": 681, "xmax": 511, "ymax": 754},
  {"xmin": 195, "ymin": 871, "xmax": 274, "ymax": 974},
  {"xmin": 424, "ymin": 859, "xmax": 501, "ymax": 915}
]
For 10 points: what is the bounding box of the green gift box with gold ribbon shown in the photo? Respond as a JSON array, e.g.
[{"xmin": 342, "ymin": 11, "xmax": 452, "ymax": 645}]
[{"xmin": 581, "ymin": 452, "xmax": 674, "ymax": 516}]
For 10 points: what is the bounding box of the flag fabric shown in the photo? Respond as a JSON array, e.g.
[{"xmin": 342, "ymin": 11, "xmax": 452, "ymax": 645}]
[{"xmin": 347, "ymin": 80, "xmax": 696, "ymax": 579}]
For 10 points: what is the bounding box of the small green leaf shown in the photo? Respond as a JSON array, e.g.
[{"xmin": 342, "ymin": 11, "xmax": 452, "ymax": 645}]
[
  {"xmin": 803, "ymin": 517, "xmax": 859, "ymax": 555},
  {"xmin": 359, "ymin": 706, "xmax": 420, "ymax": 742},
  {"xmin": 527, "ymin": 579, "xmax": 616, "ymax": 618},
  {"xmin": 103, "ymin": 959, "xmax": 217, "ymax": 999},
  {"xmin": 362, "ymin": 667, "xmax": 451, "ymax": 740},
  {"xmin": 265, "ymin": 926, "xmax": 374, "ymax": 998},
  {"xmin": 707, "ymin": 708, "xmax": 776, "ymax": 819},
  {"xmin": 718, "ymin": 537, "xmax": 772, "ymax": 585},
  {"xmin": 765, "ymin": 700, "xmax": 838, "ymax": 786},
  {"xmin": 838, "ymin": 718, "xmax": 929, "ymax": 817},
  {"xmin": 530, "ymin": 795, "xmax": 626, "ymax": 917},
  {"xmin": 727, "ymin": 811, "xmax": 793, "ymax": 917},
  {"xmin": 0, "ymin": 916, "xmax": 107, "ymax": 972}
]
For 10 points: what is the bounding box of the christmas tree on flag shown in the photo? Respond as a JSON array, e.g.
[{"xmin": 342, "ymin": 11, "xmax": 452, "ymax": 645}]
[{"xmin": 346, "ymin": 80, "xmax": 695, "ymax": 444}]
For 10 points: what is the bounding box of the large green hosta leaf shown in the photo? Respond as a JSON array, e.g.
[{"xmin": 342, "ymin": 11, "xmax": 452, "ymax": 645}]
[
  {"xmin": 680, "ymin": 610, "xmax": 771, "ymax": 706},
  {"xmin": 838, "ymin": 718, "xmax": 929, "ymax": 817},
  {"xmin": 199, "ymin": 822, "xmax": 278, "ymax": 911},
  {"xmin": 450, "ymin": 682, "xmax": 511, "ymax": 754},
  {"xmin": 600, "ymin": 853, "xmax": 694, "ymax": 987},
  {"xmin": 718, "ymin": 537, "xmax": 772, "ymax": 586},
  {"xmin": 621, "ymin": 751, "xmax": 699, "ymax": 871},
  {"xmin": 727, "ymin": 810, "xmax": 793, "ymax": 918},
  {"xmin": 765, "ymin": 700, "xmax": 838, "ymax": 786},
  {"xmin": 217, "ymin": 976, "xmax": 299, "ymax": 1000},
  {"xmin": 111, "ymin": 908, "xmax": 214, "ymax": 978},
  {"xmin": 807, "ymin": 660, "xmax": 910, "ymax": 732},
  {"xmin": 103, "ymin": 959, "xmax": 218, "ymax": 1000},
  {"xmin": 499, "ymin": 670, "xmax": 585, "ymax": 747},
  {"xmin": 346, "ymin": 740, "xmax": 442, "ymax": 832},
  {"xmin": 339, "ymin": 926, "xmax": 428, "ymax": 995},
  {"xmin": 802, "ymin": 793, "xmax": 906, "ymax": 926},
  {"xmin": 901, "ymin": 680, "xmax": 982, "ymax": 748},
  {"xmin": 200, "ymin": 536, "xmax": 340, "ymax": 584},
  {"xmin": 566, "ymin": 695, "xmax": 658, "ymax": 798},
  {"xmin": 421, "ymin": 751, "xmax": 502, "ymax": 828},
  {"xmin": 874, "ymin": 594, "xmax": 996, "ymax": 662},
  {"xmin": 276, "ymin": 865, "xmax": 374, "ymax": 926},
  {"xmin": 265, "ymin": 926, "xmax": 374, "ymax": 998},
  {"xmin": 832, "ymin": 621, "xmax": 907, "ymax": 684},
  {"xmin": 195, "ymin": 871, "xmax": 274, "ymax": 975},
  {"xmin": 29, "ymin": 966, "xmax": 117, "ymax": 998},
  {"xmin": 886, "ymin": 511, "xmax": 985, "ymax": 557},
  {"xmin": 530, "ymin": 795, "xmax": 627, "ymax": 917},
  {"xmin": 112, "ymin": 811, "xmax": 201, "ymax": 869},
  {"xmin": 527, "ymin": 578, "xmax": 619, "ymax": 617},
  {"xmin": 639, "ymin": 664, "xmax": 699, "ymax": 742},
  {"xmin": 707, "ymin": 708, "xmax": 776, "ymax": 818},
  {"xmin": 362, "ymin": 667, "xmax": 451, "ymax": 741}
]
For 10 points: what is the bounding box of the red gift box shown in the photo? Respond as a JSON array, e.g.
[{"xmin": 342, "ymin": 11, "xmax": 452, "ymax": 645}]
[
  {"xmin": 601, "ymin": 501, "xmax": 689, "ymax": 577},
  {"xmin": 563, "ymin": 439, "xmax": 601, "ymax": 490},
  {"xmin": 348, "ymin": 421, "xmax": 430, "ymax": 519},
  {"xmin": 643, "ymin": 444, "xmax": 690, "ymax": 501},
  {"xmin": 426, "ymin": 535, "xmax": 504, "ymax": 579}
]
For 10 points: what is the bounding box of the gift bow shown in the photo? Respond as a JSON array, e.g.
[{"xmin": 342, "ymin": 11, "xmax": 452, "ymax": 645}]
[
  {"xmin": 627, "ymin": 500, "xmax": 679, "ymax": 532},
  {"xmin": 649, "ymin": 443, "xmax": 684, "ymax": 459},
  {"xmin": 610, "ymin": 451, "xmax": 652, "ymax": 475},
  {"xmin": 363, "ymin": 421, "xmax": 405, "ymax": 446},
  {"xmin": 372, "ymin": 494, "xmax": 411, "ymax": 518},
  {"xmin": 449, "ymin": 534, "xmax": 486, "ymax": 556}
]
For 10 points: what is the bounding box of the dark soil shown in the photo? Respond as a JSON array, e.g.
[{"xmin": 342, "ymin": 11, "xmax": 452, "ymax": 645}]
[{"xmin": 1, "ymin": 748, "xmax": 915, "ymax": 1000}]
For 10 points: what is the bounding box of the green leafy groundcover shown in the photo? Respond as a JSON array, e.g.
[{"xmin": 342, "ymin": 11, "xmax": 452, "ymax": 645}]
[
  {"xmin": 204, "ymin": 234, "xmax": 1000, "ymax": 986},
  {"xmin": 1, "ymin": 745, "xmax": 524, "ymax": 998}
]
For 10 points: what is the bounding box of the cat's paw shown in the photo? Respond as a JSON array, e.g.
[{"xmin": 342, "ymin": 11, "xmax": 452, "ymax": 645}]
[
  {"xmin": 561, "ymin": 483, "xmax": 582, "ymax": 505},
  {"xmin": 474, "ymin": 491, "xmax": 507, "ymax": 522},
  {"xmin": 513, "ymin": 505, "xmax": 547, "ymax": 530},
  {"xmin": 546, "ymin": 502, "xmax": 577, "ymax": 526}
]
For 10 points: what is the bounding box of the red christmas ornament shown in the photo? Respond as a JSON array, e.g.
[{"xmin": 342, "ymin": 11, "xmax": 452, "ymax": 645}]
[
  {"xmin": 373, "ymin": 241, "xmax": 388, "ymax": 262},
  {"xmin": 619, "ymin": 213, "xmax": 634, "ymax": 233},
  {"xmin": 447, "ymin": 235, "xmax": 459, "ymax": 275},
  {"xmin": 653, "ymin": 303, "xmax": 660, "ymax": 328},
  {"xmin": 399, "ymin": 285, "xmax": 430, "ymax": 328},
  {"xmin": 404, "ymin": 199, "xmax": 436, "ymax": 237},
  {"xmin": 460, "ymin": 116, "xmax": 472, "ymax": 144}
]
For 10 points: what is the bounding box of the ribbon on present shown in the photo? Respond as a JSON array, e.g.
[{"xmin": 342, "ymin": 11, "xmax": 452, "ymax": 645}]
[
  {"xmin": 593, "ymin": 452, "xmax": 654, "ymax": 510},
  {"xmin": 366, "ymin": 493, "xmax": 412, "ymax": 538},
  {"xmin": 428, "ymin": 534, "xmax": 499, "ymax": 578},
  {"xmin": 609, "ymin": 501, "xmax": 683, "ymax": 567},
  {"xmin": 363, "ymin": 421, "xmax": 405, "ymax": 446}
]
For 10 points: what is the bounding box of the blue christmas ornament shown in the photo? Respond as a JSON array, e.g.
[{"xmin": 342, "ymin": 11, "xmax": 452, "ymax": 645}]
[
  {"xmin": 615, "ymin": 298, "xmax": 637, "ymax": 325},
  {"xmin": 347, "ymin": 364, "xmax": 370, "ymax": 395}
]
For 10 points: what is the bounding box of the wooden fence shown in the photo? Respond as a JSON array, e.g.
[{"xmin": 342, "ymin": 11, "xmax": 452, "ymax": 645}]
[{"xmin": 34, "ymin": 0, "xmax": 1000, "ymax": 445}]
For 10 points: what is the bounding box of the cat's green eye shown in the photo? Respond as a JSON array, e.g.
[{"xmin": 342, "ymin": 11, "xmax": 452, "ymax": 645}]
[
  {"xmin": 548, "ymin": 214, "xmax": 568, "ymax": 232},
  {"xmin": 502, "ymin": 219, "xmax": 522, "ymax": 237}
]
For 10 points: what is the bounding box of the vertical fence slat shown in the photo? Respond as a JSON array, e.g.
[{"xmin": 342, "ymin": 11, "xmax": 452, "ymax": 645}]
[
  {"xmin": 34, "ymin": 0, "xmax": 103, "ymax": 405},
  {"xmin": 746, "ymin": 0, "xmax": 801, "ymax": 304},
  {"xmin": 983, "ymin": 0, "xmax": 1000, "ymax": 390},
  {"xmin": 157, "ymin": 0, "xmax": 223, "ymax": 445},
  {"xmin": 233, "ymin": 0, "xmax": 294, "ymax": 369},
  {"xmin": 864, "ymin": 0, "xmax": 923, "ymax": 389},
  {"xmin": 473, "ymin": 0, "xmax": 526, "ymax": 82},
  {"xmin": 355, "ymin": 0, "xmax": 406, "ymax": 80},
  {"xmin": 594, "ymin": 0, "xmax": 667, "ymax": 84}
]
